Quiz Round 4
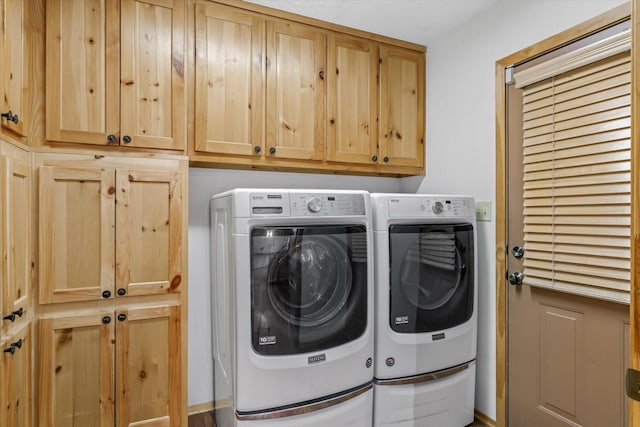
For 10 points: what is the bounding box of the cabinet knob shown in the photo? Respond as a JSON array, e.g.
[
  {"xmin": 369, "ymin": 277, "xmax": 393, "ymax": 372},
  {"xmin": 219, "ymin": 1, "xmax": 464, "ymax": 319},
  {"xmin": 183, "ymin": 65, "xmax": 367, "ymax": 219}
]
[
  {"xmin": 3, "ymin": 312, "xmax": 15, "ymax": 322},
  {"xmin": 3, "ymin": 345, "xmax": 16, "ymax": 355},
  {"xmin": 11, "ymin": 339, "xmax": 22, "ymax": 350},
  {"xmin": 102, "ymin": 290, "xmax": 111, "ymax": 299},
  {"xmin": 1, "ymin": 110, "xmax": 19, "ymax": 124},
  {"xmin": 372, "ymin": 155, "xmax": 378, "ymax": 162},
  {"xmin": 269, "ymin": 147, "xmax": 276, "ymax": 155},
  {"xmin": 107, "ymin": 134, "xmax": 117, "ymax": 143},
  {"xmin": 117, "ymin": 288, "xmax": 127, "ymax": 296},
  {"xmin": 117, "ymin": 313, "xmax": 127, "ymax": 322},
  {"xmin": 102, "ymin": 316, "xmax": 111, "ymax": 324},
  {"xmin": 122, "ymin": 135, "xmax": 132, "ymax": 144},
  {"xmin": 383, "ymin": 157, "xmax": 389, "ymax": 163},
  {"xmin": 254, "ymin": 146, "xmax": 261, "ymax": 154}
]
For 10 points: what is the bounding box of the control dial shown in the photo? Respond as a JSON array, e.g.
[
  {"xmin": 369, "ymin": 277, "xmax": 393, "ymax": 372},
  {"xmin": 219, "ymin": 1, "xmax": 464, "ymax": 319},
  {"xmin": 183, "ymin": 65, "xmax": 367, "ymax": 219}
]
[
  {"xmin": 307, "ymin": 197, "xmax": 322, "ymax": 213},
  {"xmin": 432, "ymin": 201, "xmax": 444, "ymax": 214}
]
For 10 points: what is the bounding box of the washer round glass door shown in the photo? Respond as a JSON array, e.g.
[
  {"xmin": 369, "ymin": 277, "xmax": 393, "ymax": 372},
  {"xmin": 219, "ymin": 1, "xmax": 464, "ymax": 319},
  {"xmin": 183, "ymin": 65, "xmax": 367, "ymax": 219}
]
[
  {"xmin": 251, "ymin": 225, "xmax": 368, "ymax": 355},
  {"xmin": 389, "ymin": 223, "xmax": 474, "ymax": 333}
]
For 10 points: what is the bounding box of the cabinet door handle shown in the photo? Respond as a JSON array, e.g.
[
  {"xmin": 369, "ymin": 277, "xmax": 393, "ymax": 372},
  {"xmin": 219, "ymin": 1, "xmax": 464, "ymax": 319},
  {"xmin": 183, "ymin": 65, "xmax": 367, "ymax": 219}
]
[
  {"xmin": 3, "ymin": 345, "xmax": 15, "ymax": 355},
  {"xmin": 102, "ymin": 316, "xmax": 112, "ymax": 324},
  {"xmin": 383, "ymin": 157, "xmax": 389, "ymax": 163},
  {"xmin": 3, "ymin": 307, "xmax": 24, "ymax": 322},
  {"xmin": 372, "ymin": 155, "xmax": 378, "ymax": 162},
  {"xmin": 254, "ymin": 146, "xmax": 261, "ymax": 154},
  {"xmin": 11, "ymin": 339, "xmax": 22, "ymax": 350},
  {"xmin": 107, "ymin": 134, "xmax": 117, "ymax": 143},
  {"xmin": 269, "ymin": 147, "xmax": 276, "ymax": 155},
  {"xmin": 117, "ymin": 313, "xmax": 127, "ymax": 321},
  {"xmin": 122, "ymin": 135, "xmax": 132, "ymax": 144},
  {"xmin": 1, "ymin": 110, "xmax": 19, "ymax": 124},
  {"xmin": 117, "ymin": 288, "xmax": 127, "ymax": 296},
  {"xmin": 102, "ymin": 290, "xmax": 111, "ymax": 299}
]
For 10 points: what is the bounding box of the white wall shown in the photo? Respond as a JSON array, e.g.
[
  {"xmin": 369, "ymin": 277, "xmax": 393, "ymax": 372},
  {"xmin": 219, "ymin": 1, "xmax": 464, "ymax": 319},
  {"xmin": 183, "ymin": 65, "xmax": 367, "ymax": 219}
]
[
  {"xmin": 188, "ymin": 168, "xmax": 400, "ymax": 406},
  {"xmin": 187, "ymin": 0, "xmax": 628, "ymax": 420}
]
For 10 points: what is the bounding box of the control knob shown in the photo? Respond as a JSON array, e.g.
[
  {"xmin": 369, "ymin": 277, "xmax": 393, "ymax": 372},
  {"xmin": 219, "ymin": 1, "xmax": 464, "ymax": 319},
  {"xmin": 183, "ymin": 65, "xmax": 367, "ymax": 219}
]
[
  {"xmin": 307, "ymin": 197, "xmax": 322, "ymax": 213},
  {"xmin": 432, "ymin": 201, "xmax": 444, "ymax": 214}
]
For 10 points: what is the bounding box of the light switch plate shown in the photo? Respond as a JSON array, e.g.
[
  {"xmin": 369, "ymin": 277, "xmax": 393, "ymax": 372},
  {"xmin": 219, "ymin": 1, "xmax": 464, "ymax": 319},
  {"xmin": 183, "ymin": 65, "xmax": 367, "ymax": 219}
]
[{"xmin": 475, "ymin": 201, "xmax": 492, "ymax": 222}]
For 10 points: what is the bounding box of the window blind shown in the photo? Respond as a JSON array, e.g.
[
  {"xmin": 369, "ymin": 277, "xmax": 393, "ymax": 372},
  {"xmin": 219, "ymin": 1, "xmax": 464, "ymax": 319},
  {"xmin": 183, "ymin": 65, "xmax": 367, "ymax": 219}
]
[{"xmin": 516, "ymin": 47, "xmax": 631, "ymax": 303}]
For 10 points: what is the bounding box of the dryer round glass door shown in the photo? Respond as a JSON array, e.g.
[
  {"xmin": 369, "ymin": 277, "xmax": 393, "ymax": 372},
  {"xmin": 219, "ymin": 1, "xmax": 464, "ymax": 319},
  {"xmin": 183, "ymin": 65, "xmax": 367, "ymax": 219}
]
[
  {"xmin": 250, "ymin": 225, "xmax": 368, "ymax": 355},
  {"xmin": 389, "ymin": 223, "xmax": 474, "ymax": 333}
]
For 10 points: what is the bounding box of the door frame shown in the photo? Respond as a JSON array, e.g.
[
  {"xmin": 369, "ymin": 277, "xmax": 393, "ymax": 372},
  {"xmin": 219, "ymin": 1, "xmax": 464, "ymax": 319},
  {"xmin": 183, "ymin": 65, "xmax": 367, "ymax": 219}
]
[{"xmin": 494, "ymin": 3, "xmax": 633, "ymax": 426}]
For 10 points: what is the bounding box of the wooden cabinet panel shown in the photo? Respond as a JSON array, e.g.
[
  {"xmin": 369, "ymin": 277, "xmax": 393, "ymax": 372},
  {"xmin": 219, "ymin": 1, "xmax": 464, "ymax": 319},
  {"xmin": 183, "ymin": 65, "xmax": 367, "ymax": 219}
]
[
  {"xmin": 2, "ymin": 155, "xmax": 32, "ymax": 326},
  {"xmin": 45, "ymin": 0, "xmax": 120, "ymax": 146},
  {"xmin": 39, "ymin": 167, "xmax": 116, "ymax": 303},
  {"xmin": 326, "ymin": 34, "xmax": 378, "ymax": 164},
  {"xmin": 116, "ymin": 169, "xmax": 182, "ymax": 296},
  {"xmin": 120, "ymin": 0, "xmax": 185, "ymax": 150},
  {"xmin": 0, "ymin": 0, "xmax": 27, "ymax": 138},
  {"xmin": 46, "ymin": 0, "xmax": 185, "ymax": 150},
  {"xmin": 195, "ymin": 2, "xmax": 264, "ymax": 156},
  {"xmin": 379, "ymin": 45, "xmax": 425, "ymax": 168},
  {"xmin": 266, "ymin": 20, "xmax": 325, "ymax": 160},
  {"xmin": 38, "ymin": 313, "xmax": 115, "ymax": 427},
  {"xmin": 1, "ymin": 322, "xmax": 32, "ymax": 427},
  {"xmin": 116, "ymin": 305, "xmax": 181, "ymax": 427}
]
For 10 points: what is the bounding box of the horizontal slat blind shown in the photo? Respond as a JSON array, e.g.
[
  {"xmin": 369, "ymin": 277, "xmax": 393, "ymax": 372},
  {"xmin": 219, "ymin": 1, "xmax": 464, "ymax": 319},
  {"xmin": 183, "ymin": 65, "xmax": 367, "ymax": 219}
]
[{"xmin": 520, "ymin": 51, "xmax": 631, "ymax": 302}]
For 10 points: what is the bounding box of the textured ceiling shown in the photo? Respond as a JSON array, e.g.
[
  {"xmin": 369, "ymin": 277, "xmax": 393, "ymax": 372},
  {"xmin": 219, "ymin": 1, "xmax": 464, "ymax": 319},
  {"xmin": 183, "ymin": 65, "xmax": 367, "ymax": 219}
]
[{"xmin": 244, "ymin": 0, "xmax": 501, "ymax": 45}]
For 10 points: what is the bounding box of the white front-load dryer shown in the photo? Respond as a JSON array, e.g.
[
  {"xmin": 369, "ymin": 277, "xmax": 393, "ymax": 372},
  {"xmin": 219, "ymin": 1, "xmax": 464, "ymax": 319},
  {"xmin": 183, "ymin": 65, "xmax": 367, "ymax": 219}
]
[
  {"xmin": 211, "ymin": 189, "xmax": 374, "ymax": 427},
  {"xmin": 371, "ymin": 193, "xmax": 477, "ymax": 427}
]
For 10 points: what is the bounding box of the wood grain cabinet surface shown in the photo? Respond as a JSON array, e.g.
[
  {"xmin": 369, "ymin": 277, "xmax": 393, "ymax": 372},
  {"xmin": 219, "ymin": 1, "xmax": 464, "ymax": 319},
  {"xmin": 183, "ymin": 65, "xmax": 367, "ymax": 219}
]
[
  {"xmin": 45, "ymin": 0, "xmax": 186, "ymax": 151},
  {"xmin": 0, "ymin": 0, "xmax": 43, "ymax": 145},
  {"xmin": 1, "ymin": 321, "xmax": 32, "ymax": 427},
  {"xmin": 191, "ymin": 0, "xmax": 426, "ymax": 176},
  {"xmin": 38, "ymin": 159, "xmax": 184, "ymax": 304},
  {"xmin": 38, "ymin": 305, "xmax": 182, "ymax": 427}
]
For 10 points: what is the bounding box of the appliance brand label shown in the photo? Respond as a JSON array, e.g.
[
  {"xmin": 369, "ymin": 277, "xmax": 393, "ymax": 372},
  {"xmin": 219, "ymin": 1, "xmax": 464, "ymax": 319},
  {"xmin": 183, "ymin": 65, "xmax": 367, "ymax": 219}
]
[
  {"xmin": 395, "ymin": 316, "xmax": 409, "ymax": 325},
  {"xmin": 259, "ymin": 335, "xmax": 277, "ymax": 346},
  {"xmin": 432, "ymin": 333, "xmax": 446, "ymax": 341},
  {"xmin": 308, "ymin": 353, "xmax": 326, "ymax": 364}
]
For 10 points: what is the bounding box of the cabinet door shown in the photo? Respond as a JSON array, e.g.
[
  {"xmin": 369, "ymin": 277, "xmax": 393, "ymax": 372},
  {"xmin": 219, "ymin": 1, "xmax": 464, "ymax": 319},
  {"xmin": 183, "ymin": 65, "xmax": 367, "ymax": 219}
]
[
  {"xmin": 120, "ymin": 0, "xmax": 185, "ymax": 150},
  {"xmin": 38, "ymin": 313, "xmax": 114, "ymax": 427},
  {"xmin": 2, "ymin": 155, "xmax": 31, "ymax": 327},
  {"xmin": 1, "ymin": 322, "xmax": 32, "ymax": 427},
  {"xmin": 326, "ymin": 35, "xmax": 378, "ymax": 164},
  {"xmin": 0, "ymin": 0, "xmax": 28, "ymax": 139},
  {"xmin": 46, "ymin": 0, "xmax": 120, "ymax": 146},
  {"xmin": 39, "ymin": 167, "xmax": 116, "ymax": 303},
  {"xmin": 116, "ymin": 305, "xmax": 181, "ymax": 427},
  {"xmin": 116, "ymin": 169, "xmax": 182, "ymax": 297},
  {"xmin": 379, "ymin": 45, "xmax": 425, "ymax": 168},
  {"xmin": 266, "ymin": 20, "xmax": 325, "ymax": 160},
  {"xmin": 194, "ymin": 2, "xmax": 264, "ymax": 156}
]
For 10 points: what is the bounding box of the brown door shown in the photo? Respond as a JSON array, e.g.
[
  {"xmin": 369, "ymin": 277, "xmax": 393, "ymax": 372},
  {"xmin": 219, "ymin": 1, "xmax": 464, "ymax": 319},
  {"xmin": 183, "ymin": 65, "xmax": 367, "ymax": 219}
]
[{"xmin": 506, "ymin": 28, "xmax": 631, "ymax": 426}]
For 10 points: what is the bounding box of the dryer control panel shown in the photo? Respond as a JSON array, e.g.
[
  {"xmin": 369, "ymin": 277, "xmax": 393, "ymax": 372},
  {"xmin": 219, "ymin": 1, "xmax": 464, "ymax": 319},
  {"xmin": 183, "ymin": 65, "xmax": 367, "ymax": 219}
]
[
  {"xmin": 388, "ymin": 197, "xmax": 474, "ymax": 218},
  {"xmin": 249, "ymin": 192, "xmax": 366, "ymax": 217}
]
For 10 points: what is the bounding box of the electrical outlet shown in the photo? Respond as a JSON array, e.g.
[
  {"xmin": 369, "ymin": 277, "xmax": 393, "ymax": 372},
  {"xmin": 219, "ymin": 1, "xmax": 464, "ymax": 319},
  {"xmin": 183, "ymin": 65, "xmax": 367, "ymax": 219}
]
[{"xmin": 475, "ymin": 201, "xmax": 492, "ymax": 222}]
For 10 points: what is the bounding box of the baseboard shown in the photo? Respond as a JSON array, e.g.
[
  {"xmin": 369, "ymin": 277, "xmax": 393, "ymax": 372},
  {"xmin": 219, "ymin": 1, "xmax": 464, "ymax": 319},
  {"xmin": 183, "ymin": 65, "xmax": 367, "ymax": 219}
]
[
  {"xmin": 474, "ymin": 409, "xmax": 496, "ymax": 427},
  {"xmin": 188, "ymin": 401, "xmax": 214, "ymax": 415}
]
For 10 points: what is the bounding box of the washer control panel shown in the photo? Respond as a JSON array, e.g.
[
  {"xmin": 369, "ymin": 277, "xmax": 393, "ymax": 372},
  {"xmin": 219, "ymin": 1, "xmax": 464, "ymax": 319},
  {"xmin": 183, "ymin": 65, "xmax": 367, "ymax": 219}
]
[
  {"xmin": 388, "ymin": 196, "xmax": 474, "ymax": 218},
  {"xmin": 250, "ymin": 192, "xmax": 366, "ymax": 216}
]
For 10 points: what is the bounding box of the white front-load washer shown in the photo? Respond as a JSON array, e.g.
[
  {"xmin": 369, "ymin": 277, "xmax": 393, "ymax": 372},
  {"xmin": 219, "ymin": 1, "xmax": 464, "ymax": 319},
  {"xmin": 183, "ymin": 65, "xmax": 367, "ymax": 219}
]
[
  {"xmin": 211, "ymin": 189, "xmax": 374, "ymax": 427},
  {"xmin": 370, "ymin": 193, "xmax": 477, "ymax": 427}
]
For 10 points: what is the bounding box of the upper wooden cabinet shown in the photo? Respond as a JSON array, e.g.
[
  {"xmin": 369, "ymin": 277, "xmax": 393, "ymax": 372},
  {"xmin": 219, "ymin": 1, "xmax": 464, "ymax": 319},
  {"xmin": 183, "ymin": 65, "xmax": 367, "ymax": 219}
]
[
  {"xmin": 379, "ymin": 45, "xmax": 425, "ymax": 169},
  {"xmin": 194, "ymin": 2, "xmax": 264, "ymax": 157},
  {"xmin": 326, "ymin": 34, "xmax": 378, "ymax": 165},
  {"xmin": 45, "ymin": 0, "xmax": 186, "ymax": 151},
  {"xmin": 190, "ymin": 0, "xmax": 426, "ymax": 176},
  {"xmin": 38, "ymin": 156, "xmax": 184, "ymax": 304},
  {"xmin": 0, "ymin": 0, "xmax": 43, "ymax": 145},
  {"xmin": 265, "ymin": 20, "xmax": 326, "ymax": 161}
]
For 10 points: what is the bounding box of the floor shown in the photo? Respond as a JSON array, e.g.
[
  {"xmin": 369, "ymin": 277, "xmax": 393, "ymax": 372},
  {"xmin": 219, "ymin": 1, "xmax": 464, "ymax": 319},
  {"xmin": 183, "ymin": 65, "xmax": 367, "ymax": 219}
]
[{"xmin": 188, "ymin": 411, "xmax": 491, "ymax": 427}]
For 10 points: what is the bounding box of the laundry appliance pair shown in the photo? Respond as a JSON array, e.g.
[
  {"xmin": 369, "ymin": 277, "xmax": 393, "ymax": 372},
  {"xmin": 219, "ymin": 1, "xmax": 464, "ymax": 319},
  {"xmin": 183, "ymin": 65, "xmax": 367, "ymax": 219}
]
[{"xmin": 210, "ymin": 189, "xmax": 476, "ymax": 427}]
